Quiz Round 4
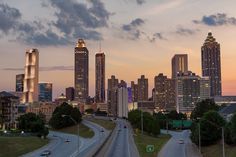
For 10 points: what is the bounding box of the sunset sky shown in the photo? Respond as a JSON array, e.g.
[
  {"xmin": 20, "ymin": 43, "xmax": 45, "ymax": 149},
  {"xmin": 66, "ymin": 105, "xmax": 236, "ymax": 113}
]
[{"xmin": 1, "ymin": 0, "xmax": 236, "ymax": 98}]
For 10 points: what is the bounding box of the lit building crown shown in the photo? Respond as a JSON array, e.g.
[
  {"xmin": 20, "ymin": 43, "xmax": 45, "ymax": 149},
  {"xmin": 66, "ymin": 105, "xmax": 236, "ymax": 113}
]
[{"xmin": 76, "ymin": 39, "xmax": 86, "ymax": 48}]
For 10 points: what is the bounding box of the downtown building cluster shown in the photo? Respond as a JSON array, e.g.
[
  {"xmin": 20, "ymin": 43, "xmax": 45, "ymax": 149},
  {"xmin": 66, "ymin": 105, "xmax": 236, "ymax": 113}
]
[{"xmin": 1, "ymin": 32, "xmax": 236, "ymax": 130}]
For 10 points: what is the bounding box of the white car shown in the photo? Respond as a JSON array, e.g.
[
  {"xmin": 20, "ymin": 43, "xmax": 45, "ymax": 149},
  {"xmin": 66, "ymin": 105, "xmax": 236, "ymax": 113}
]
[{"xmin": 178, "ymin": 139, "xmax": 184, "ymax": 144}]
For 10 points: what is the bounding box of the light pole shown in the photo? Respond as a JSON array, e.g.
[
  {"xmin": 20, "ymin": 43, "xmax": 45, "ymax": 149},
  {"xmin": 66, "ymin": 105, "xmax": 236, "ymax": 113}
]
[
  {"xmin": 141, "ymin": 102, "xmax": 143, "ymax": 135},
  {"xmin": 61, "ymin": 115, "xmax": 80, "ymax": 156},
  {"xmin": 198, "ymin": 122, "xmax": 201, "ymax": 153},
  {"xmin": 197, "ymin": 118, "xmax": 225, "ymax": 157}
]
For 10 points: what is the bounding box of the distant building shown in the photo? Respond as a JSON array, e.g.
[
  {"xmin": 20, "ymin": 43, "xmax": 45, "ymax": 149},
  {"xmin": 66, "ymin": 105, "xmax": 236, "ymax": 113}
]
[
  {"xmin": 66, "ymin": 87, "xmax": 74, "ymax": 101},
  {"xmin": 127, "ymin": 87, "xmax": 133, "ymax": 103},
  {"xmin": 39, "ymin": 83, "xmax": 52, "ymax": 102},
  {"xmin": 138, "ymin": 75, "xmax": 148, "ymax": 101},
  {"xmin": 200, "ymin": 77, "xmax": 210, "ymax": 100},
  {"xmin": 214, "ymin": 96, "xmax": 236, "ymax": 105},
  {"xmin": 23, "ymin": 49, "xmax": 39, "ymax": 103},
  {"xmin": 176, "ymin": 71, "xmax": 203, "ymax": 115},
  {"xmin": 0, "ymin": 91, "xmax": 19, "ymax": 129},
  {"xmin": 55, "ymin": 93, "xmax": 67, "ymax": 105},
  {"xmin": 201, "ymin": 32, "xmax": 222, "ymax": 96},
  {"xmin": 154, "ymin": 73, "xmax": 176, "ymax": 111},
  {"xmin": 16, "ymin": 74, "xmax": 24, "ymax": 92},
  {"xmin": 95, "ymin": 53, "xmax": 105, "ymax": 103},
  {"xmin": 138, "ymin": 101, "xmax": 155, "ymax": 115},
  {"xmin": 131, "ymin": 81, "xmax": 138, "ymax": 102},
  {"xmin": 172, "ymin": 54, "xmax": 188, "ymax": 79},
  {"xmin": 119, "ymin": 80, "xmax": 127, "ymax": 88},
  {"xmin": 107, "ymin": 75, "xmax": 119, "ymax": 116},
  {"xmin": 74, "ymin": 39, "xmax": 89, "ymax": 103},
  {"xmin": 219, "ymin": 104, "xmax": 236, "ymax": 122},
  {"xmin": 9, "ymin": 91, "xmax": 24, "ymax": 103},
  {"xmin": 117, "ymin": 87, "xmax": 128, "ymax": 118}
]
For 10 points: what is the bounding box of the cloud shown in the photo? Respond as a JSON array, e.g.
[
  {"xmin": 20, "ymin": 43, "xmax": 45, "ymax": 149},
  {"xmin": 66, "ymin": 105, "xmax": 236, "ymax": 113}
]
[
  {"xmin": 122, "ymin": 18, "xmax": 145, "ymax": 39},
  {"xmin": 0, "ymin": 0, "xmax": 111, "ymax": 46},
  {"xmin": 193, "ymin": 13, "xmax": 236, "ymax": 26},
  {"xmin": 175, "ymin": 26, "xmax": 199, "ymax": 36},
  {"xmin": 148, "ymin": 32, "xmax": 167, "ymax": 42},
  {"xmin": 136, "ymin": 0, "xmax": 145, "ymax": 5},
  {"xmin": 3, "ymin": 66, "xmax": 74, "ymax": 71}
]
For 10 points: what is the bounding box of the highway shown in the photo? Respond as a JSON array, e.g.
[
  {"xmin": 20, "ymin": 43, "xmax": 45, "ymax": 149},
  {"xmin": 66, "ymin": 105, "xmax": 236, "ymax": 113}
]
[
  {"xmin": 105, "ymin": 119, "xmax": 139, "ymax": 157},
  {"xmin": 22, "ymin": 120, "xmax": 109, "ymax": 157},
  {"xmin": 158, "ymin": 130, "xmax": 202, "ymax": 157}
]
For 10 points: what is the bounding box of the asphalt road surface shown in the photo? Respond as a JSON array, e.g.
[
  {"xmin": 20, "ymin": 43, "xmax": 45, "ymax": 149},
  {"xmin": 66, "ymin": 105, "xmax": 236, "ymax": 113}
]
[
  {"xmin": 105, "ymin": 119, "xmax": 139, "ymax": 157},
  {"xmin": 158, "ymin": 130, "xmax": 202, "ymax": 157},
  {"xmin": 22, "ymin": 120, "xmax": 109, "ymax": 157}
]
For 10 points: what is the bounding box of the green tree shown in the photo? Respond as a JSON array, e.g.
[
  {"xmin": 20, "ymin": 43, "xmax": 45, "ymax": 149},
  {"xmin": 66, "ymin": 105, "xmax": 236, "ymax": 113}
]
[
  {"xmin": 191, "ymin": 111, "xmax": 225, "ymax": 146},
  {"xmin": 191, "ymin": 99, "xmax": 219, "ymax": 120},
  {"xmin": 225, "ymin": 113, "xmax": 236, "ymax": 144},
  {"xmin": 49, "ymin": 102, "xmax": 82, "ymax": 129},
  {"xmin": 18, "ymin": 112, "xmax": 49, "ymax": 137}
]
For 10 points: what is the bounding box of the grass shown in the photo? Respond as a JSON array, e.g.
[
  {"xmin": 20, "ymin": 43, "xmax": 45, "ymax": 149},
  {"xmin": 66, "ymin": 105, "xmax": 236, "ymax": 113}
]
[
  {"xmin": 134, "ymin": 130, "xmax": 171, "ymax": 157},
  {"xmin": 87, "ymin": 118, "xmax": 116, "ymax": 130},
  {"xmin": 202, "ymin": 142, "xmax": 236, "ymax": 157},
  {"xmin": 55, "ymin": 123, "xmax": 94, "ymax": 138},
  {"xmin": 0, "ymin": 136, "xmax": 49, "ymax": 157}
]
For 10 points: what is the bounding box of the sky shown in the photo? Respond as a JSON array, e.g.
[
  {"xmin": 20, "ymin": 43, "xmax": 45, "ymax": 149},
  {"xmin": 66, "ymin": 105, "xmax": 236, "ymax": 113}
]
[{"xmin": 1, "ymin": 0, "xmax": 236, "ymax": 98}]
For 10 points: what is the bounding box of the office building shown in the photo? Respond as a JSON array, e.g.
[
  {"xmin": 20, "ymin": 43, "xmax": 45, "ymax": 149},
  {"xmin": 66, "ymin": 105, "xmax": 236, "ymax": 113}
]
[
  {"xmin": 201, "ymin": 32, "xmax": 222, "ymax": 96},
  {"xmin": 200, "ymin": 77, "xmax": 210, "ymax": 100},
  {"xmin": 107, "ymin": 75, "xmax": 119, "ymax": 116},
  {"xmin": 138, "ymin": 75, "xmax": 148, "ymax": 101},
  {"xmin": 74, "ymin": 39, "xmax": 89, "ymax": 103},
  {"xmin": 131, "ymin": 81, "xmax": 138, "ymax": 102},
  {"xmin": 0, "ymin": 91, "xmax": 19, "ymax": 129},
  {"xmin": 154, "ymin": 73, "xmax": 176, "ymax": 111},
  {"xmin": 117, "ymin": 87, "xmax": 128, "ymax": 118},
  {"xmin": 23, "ymin": 49, "xmax": 39, "ymax": 103},
  {"xmin": 39, "ymin": 83, "xmax": 52, "ymax": 102},
  {"xmin": 66, "ymin": 87, "xmax": 74, "ymax": 101},
  {"xmin": 172, "ymin": 54, "xmax": 188, "ymax": 79},
  {"xmin": 95, "ymin": 53, "xmax": 105, "ymax": 103},
  {"xmin": 16, "ymin": 74, "xmax": 24, "ymax": 92}
]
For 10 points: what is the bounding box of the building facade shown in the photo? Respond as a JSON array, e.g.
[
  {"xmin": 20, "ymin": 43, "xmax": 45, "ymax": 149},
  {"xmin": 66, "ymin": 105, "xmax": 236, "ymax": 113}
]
[
  {"xmin": 107, "ymin": 75, "xmax": 119, "ymax": 116},
  {"xmin": 131, "ymin": 81, "xmax": 138, "ymax": 102},
  {"xmin": 95, "ymin": 53, "xmax": 105, "ymax": 103},
  {"xmin": 39, "ymin": 83, "xmax": 52, "ymax": 102},
  {"xmin": 66, "ymin": 87, "xmax": 75, "ymax": 101},
  {"xmin": 117, "ymin": 87, "xmax": 128, "ymax": 118},
  {"xmin": 74, "ymin": 39, "xmax": 89, "ymax": 103},
  {"xmin": 16, "ymin": 74, "xmax": 24, "ymax": 92},
  {"xmin": 200, "ymin": 77, "xmax": 210, "ymax": 100},
  {"xmin": 172, "ymin": 54, "xmax": 188, "ymax": 79},
  {"xmin": 138, "ymin": 75, "xmax": 148, "ymax": 101},
  {"xmin": 154, "ymin": 73, "xmax": 176, "ymax": 111},
  {"xmin": 23, "ymin": 49, "xmax": 39, "ymax": 103},
  {"xmin": 0, "ymin": 91, "xmax": 19, "ymax": 129},
  {"xmin": 201, "ymin": 32, "xmax": 222, "ymax": 96}
]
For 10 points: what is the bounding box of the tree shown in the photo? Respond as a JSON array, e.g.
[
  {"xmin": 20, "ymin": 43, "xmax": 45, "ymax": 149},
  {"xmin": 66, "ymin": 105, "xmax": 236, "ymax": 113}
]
[
  {"xmin": 85, "ymin": 108, "xmax": 94, "ymax": 114},
  {"xmin": 18, "ymin": 112, "xmax": 49, "ymax": 137},
  {"xmin": 49, "ymin": 102, "xmax": 82, "ymax": 129},
  {"xmin": 225, "ymin": 113, "xmax": 236, "ymax": 144},
  {"xmin": 191, "ymin": 111, "xmax": 225, "ymax": 146},
  {"xmin": 191, "ymin": 99, "xmax": 219, "ymax": 120}
]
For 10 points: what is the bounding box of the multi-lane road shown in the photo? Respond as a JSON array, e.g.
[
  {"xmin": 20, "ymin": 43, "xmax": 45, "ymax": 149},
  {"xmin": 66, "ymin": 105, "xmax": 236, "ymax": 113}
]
[
  {"xmin": 105, "ymin": 119, "xmax": 139, "ymax": 157},
  {"xmin": 22, "ymin": 120, "xmax": 109, "ymax": 157},
  {"xmin": 158, "ymin": 130, "xmax": 202, "ymax": 157}
]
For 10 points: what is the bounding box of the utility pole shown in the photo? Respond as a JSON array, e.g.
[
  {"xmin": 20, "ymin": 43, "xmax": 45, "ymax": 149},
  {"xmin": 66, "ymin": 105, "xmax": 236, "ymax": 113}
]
[
  {"xmin": 198, "ymin": 122, "xmax": 201, "ymax": 153},
  {"xmin": 222, "ymin": 127, "xmax": 225, "ymax": 157}
]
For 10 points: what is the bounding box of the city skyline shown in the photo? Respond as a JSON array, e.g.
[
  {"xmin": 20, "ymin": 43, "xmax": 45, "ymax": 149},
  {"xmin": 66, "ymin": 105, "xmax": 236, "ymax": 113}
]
[{"xmin": 1, "ymin": 0, "xmax": 236, "ymax": 98}]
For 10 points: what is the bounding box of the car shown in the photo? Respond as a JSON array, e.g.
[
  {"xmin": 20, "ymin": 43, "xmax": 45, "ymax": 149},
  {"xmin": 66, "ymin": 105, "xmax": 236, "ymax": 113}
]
[
  {"xmin": 124, "ymin": 125, "xmax": 127, "ymax": 128},
  {"xmin": 65, "ymin": 139, "xmax": 71, "ymax": 143},
  {"xmin": 101, "ymin": 129, "xmax": 104, "ymax": 132},
  {"xmin": 40, "ymin": 150, "xmax": 51, "ymax": 156},
  {"xmin": 178, "ymin": 139, "xmax": 184, "ymax": 144}
]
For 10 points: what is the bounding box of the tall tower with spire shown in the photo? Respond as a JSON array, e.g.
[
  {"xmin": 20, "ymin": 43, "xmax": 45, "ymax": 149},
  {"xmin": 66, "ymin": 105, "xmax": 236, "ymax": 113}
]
[
  {"xmin": 201, "ymin": 32, "xmax": 222, "ymax": 97},
  {"xmin": 74, "ymin": 39, "xmax": 89, "ymax": 103}
]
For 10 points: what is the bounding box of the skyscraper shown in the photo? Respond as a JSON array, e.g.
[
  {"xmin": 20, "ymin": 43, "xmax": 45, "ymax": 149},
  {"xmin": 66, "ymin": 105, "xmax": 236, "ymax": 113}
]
[
  {"xmin": 172, "ymin": 54, "xmax": 188, "ymax": 79},
  {"xmin": 201, "ymin": 32, "xmax": 222, "ymax": 96},
  {"xmin": 117, "ymin": 86, "xmax": 128, "ymax": 118},
  {"xmin": 74, "ymin": 39, "xmax": 89, "ymax": 103},
  {"xmin": 16, "ymin": 74, "xmax": 24, "ymax": 92},
  {"xmin": 154, "ymin": 73, "xmax": 176, "ymax": 111},
  {"xmin": 95, "ymin": 53, "xmax": 105, "ymax": 103},
  {"xmin": 66, "ymin": 87, "xmax": 74, "ymax": 101},
  {"xmin": 138, "ymin": 75, "xmax": 148, "ymax": 101},
  {"xmin": 39, "ymin": 83, "xmax": 52, "ymax": 102},
  {"xmin": 107, "ymin": 75, "xmax": 119, "ymax": 116},
  {"xmin": 131, "ymin": 81, "xmax": 138, "ymax": 102},
  {"xmin": 23, "ymin": 49, "xmax": 39, "ymax": 103}
]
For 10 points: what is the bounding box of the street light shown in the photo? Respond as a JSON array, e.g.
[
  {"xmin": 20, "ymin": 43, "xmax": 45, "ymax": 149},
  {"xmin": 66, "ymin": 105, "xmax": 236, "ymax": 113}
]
[
  {"xmin": 197, "ymin": 117, "xmax": 225, "ymax": 157},
  {"xmin": 61, "ymin": 114, "xmax": 80, "ymax": 156}
]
